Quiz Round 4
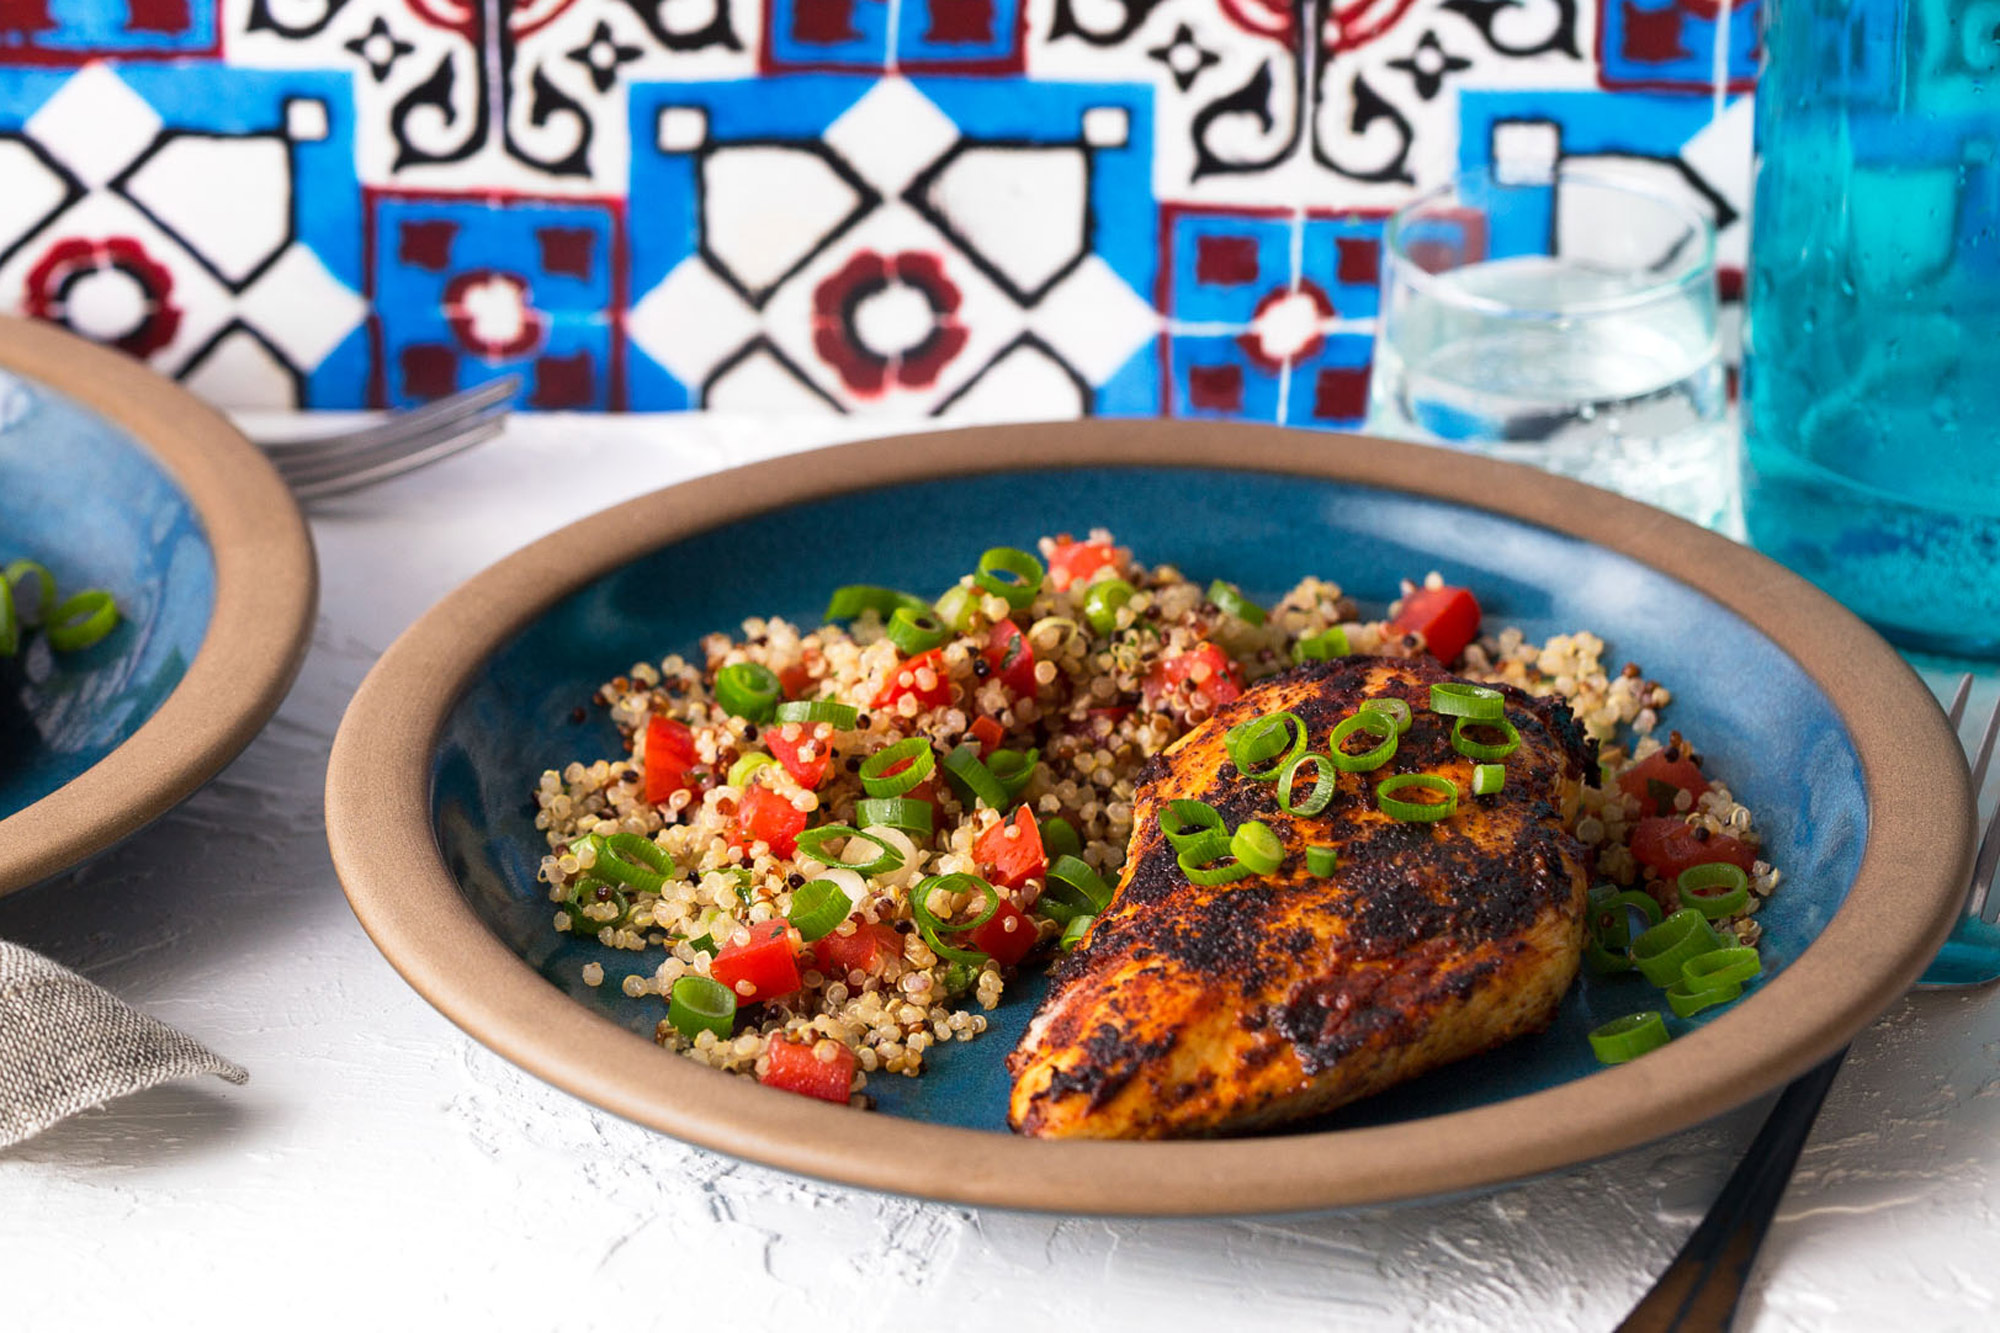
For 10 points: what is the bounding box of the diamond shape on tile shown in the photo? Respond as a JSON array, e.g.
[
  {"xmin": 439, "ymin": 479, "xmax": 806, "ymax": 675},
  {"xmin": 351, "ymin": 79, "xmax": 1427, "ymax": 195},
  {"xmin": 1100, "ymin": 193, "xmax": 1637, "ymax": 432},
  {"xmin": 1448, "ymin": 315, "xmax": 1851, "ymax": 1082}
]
[
  {"xmin": 25, "ymin": 65, "xmax": 163, "ymax": 189},
  {"xmin": 239, "ymin": 243, "xmax": 365, "ymax": 371},
  {"xmin": 179, "ymin": 322, "xmax": 301, "ymax": 409},
  {"xmin": 701, "ymin": 144, "xmax": 874, "ymax": 305},
  {"xmin": 911, "ymin": 144, "xmax": 1089, "ymax": 305},
  {"xmin": 936, "ymin": 335, "xmax": 1090, "ymax": 422},
  {"xmin": 1029, "ymin": 255, "xmax": 1159, "ymax": 387},
  {"xmin": 706, "ymin": 340, "xmax": 842, "ymax": 413},
  {"xmin": 120, "ymin": 134, "xmax": 294, "ymax": 290},
  {"xmin": 0, "ymin": 138, "xmax": 79, "ymax": 267},
  {"xmin": 823, "ymin": 79, "xmax": 960, "ymax": 196},
  {"xmin": 630, "ymin": 255, "xmax": 762, "ymax": 385}
]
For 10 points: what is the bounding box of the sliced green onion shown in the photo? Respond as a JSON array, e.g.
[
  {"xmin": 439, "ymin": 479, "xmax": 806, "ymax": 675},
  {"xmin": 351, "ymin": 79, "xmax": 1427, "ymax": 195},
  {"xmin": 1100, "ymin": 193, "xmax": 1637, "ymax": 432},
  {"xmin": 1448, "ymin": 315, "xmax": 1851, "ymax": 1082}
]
[
  {"xmin": 935, "ymin": 583, "xmax": 980, "ymax": 633},
  {"xmin": 1292, "ymin": 626, "xmax": 1349, "ymax": 662},
  {"xmin": 567, "ymin": 877, "xmax": 630, "ymax": 934},
  {"xmin": 1376, "ymin": 773, "xmax": 1458, "ymax": 822},
  {"xmin": 1683, "ymin": 946, "xmax": 1762, "ymax": 990},
  {"xmin": 1227, "ymin": 710, "xmax": 1307, "ymax": 780},
  {"xmin": 684, "ymin": 933, "xmax": 720, "ymax": 957},
  {"xmin": 1277, "ymin": 751, "xmax": 1336, "ymax": 816},
  {"xmin": 1306, "ymin": 845, "xmax": 1338, "ymax": 877},
  {"xmin": 1677, "ymin": 863, "xmax": 1751, "ymax": 919},
  {"xmin": 1589, "ymin": 1011, "xmax": 1670, "ymax": 1064},
  {"xmin": 727, "ymin": 752, "xmax": 776, "ymax": 788},
  {"xmin": 987, "ymin": 747, "xmax": 1040, "ymax": 799},
  {"xmin": 1632, "ymin": 909, "xmax": 1723, "ymax": 986},
  {"xmin": 1590, "ymin": 889, "xmax": 1664, "ymax": 950},
  {"xmin": 855, "ymin": 796, "xmax": 933, "ymax": 836},
  {"xmin": 1049, "ymin": 854, "xmax": 1112, "ymax": 912},
  {"xmin": 668, "ymin": 976, "xmax": 737, "ymax": 1039},
  {"xmin": 910, "ymin": 873, "xmax": 1000, "ymax": 964},
  {"xmin": 1159, "ymin": 799, "xmax": 1226, "ymax": 852},
  {"xmin": 3, "ymin": 560, "xmax": 56, "ymax": 625},
  {"xmin": 1359, "ymin": 697, "xmax": 1413, "ymax": 734},
  {"xmin": 1666, "ymin": 976, "xmax": 1743, "ymax": 1018},
  {"xmin": 1177, "ymin": 838, "xmax": 1254, "ymax": 886},
  {"xmin": 1472, "ymin": 763, "xmax": 1506, "ymax": 796},
  {"xmin": 793, "ymin": 824, "xmax": 904, "ymax": 877},
  {"xmin": 859, "ymin": 737, "xmax": 934, "ymax": 797},
  {"xmin": 787, "ymin": 879, "xmax": 854, "ymax": 942},
  {"xmin": 973, "ymin": 547, "xmax": 1044, "ymax": 610},
  {"xmin": 1429, "ymin": 682, "xmax": 1505, "ymax": 721},
  {"xmin": 1206, "ymin": 579, "xmax": 1266, "ymax": 625},
  {"xmin": 714, "ymin": 661, "xmax": 781, "ymax": 722},
  {"xmin": 1584, "ymin": 941, "xmax": 1635, "ymax": 974},
  {"xmin": 0, "ymin": 576, "xmax": 15, "ymax": 658},
  {"xmin": 1230, "ymin": 820, "xmax": 1283, "ymax": 875},
  {"xmin": 886, "ymin": 605, "xmax": 949, "ymax": 655},
  {"xmin": 1082, "ymin": 579, "xmax": 1137, "ymax": 636},
  {"xmin": 1059, "ymin": 914, "xmax": 1094, "ymax": 951},
  {"xmin": 775, "ymin": 699, "xmax": 859, "ymax": 729},
  {"xmin": 942, "ymin": 744, "xmax": 1011, "ymax": 811},
  {"xmin": 826, "ymin": 585, "xmax": 930, "ymax": 622},
  {"xmin": 1327, "ymin": 710, "xmax": 1398, "ymax": 773},
  {"xmin": 1041, "ymin": 816, "xmax": 1082, "ymax": 860},
  {"xmin": 1451, "ymin": 716, "xmax": 1521, "ymax": 762},
  {"xmin": 580, "ymin": 832, "xmax": 673, "ymax": 893},
  {"xmin": 44, "ymin": 589, "xmax": 117, "ymax": 653}
]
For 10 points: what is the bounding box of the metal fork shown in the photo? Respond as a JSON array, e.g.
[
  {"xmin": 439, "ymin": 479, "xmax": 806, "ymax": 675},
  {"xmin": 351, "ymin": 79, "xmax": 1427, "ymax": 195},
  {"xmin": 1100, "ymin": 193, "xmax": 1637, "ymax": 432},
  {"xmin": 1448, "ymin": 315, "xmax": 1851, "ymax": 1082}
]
[
  {"xmin": 1618, "ymin": 675, "xmax": 2000, "ymax": 1332},
  {"xmin": 255, "ymin": 376, "xmax": 518, "ymax": 502}
]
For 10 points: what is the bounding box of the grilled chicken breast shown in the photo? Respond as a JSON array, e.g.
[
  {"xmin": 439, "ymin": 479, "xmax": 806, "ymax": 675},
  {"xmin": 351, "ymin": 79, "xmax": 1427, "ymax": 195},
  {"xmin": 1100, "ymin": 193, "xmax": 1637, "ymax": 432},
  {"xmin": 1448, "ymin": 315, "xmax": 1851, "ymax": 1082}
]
[{"xmin": 1008, "ymin": 655, "xmax": 1594, "ymax": 1139}]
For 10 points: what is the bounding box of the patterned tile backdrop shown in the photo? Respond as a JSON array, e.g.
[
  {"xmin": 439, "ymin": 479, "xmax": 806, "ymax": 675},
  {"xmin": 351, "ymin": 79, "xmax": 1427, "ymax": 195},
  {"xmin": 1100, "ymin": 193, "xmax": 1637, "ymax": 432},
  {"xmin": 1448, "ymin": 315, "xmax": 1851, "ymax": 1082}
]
[{"xmin": 0, "ymin": 0, "xmax": 1753, "ymax": 423}]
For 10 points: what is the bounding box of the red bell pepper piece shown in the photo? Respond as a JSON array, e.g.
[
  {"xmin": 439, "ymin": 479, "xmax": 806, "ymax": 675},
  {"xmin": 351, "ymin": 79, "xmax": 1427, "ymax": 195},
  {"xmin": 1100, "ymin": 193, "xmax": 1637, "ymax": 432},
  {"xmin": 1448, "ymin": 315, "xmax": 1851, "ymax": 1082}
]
[
  {"xmin": 968, "ymin": 896, "xmax": 1038, "ymax": 968},
  {"xmin": 711, "ymin": 919, "xmax": 802, "ymax": 1003},
  {"xmin": 760, "ymin": 1036, "xmax": 856, "ymax": 1104},
  {"xmin": 811, "ymin": 921, "xmax": 904, "ymax": 978},
  {"xmin": 983, "ymin": 618, "xmax": 1038, "ymax": 697},
  {"xmin": 873, "ymin": 648, "xmax": 952, "ymax": 711},
  {"xmin": 1629, "ymin": 816, "xmax": 1758, "ymax": 884},
  {"xmin": 1388, "ymin": 585, "xmax": 1482, "ymax": 663},
  {"xmin": 1047, "ymin": 539, "xmax": 1126, "ymax": 592},
  {"xmin": 644, "ymin": 716, "xmax": 700, "ymax": 805},
  {"xmin": 974, "ymin": 805, "xmax": 1046, "ymax": 891},
  {"xmin": 1141, "ymin": 641, "xmax": 1243, "ymax": 710},
  {"xmin": 729, "ymin": 785, "xmax": 806, "ymax": 858},
  {"xmin": 968, "ymin": 715, "xmax": 1006, "ymax": 757},
  {"xmin": 1619, "ymin": 747, "xmax": 1711, "ymax": 818},
  {"xmin": 765, "ymin": 723, "xmax": 831, "ymax": 790}
]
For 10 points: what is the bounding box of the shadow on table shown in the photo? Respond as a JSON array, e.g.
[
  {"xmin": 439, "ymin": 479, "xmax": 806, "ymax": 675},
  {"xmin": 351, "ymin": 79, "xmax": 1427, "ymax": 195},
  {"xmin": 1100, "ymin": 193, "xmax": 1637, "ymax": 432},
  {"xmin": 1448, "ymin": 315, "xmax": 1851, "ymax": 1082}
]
[{"xmin": 0, "ymin": 1082, "xmax": 250, "ymax": 1168}]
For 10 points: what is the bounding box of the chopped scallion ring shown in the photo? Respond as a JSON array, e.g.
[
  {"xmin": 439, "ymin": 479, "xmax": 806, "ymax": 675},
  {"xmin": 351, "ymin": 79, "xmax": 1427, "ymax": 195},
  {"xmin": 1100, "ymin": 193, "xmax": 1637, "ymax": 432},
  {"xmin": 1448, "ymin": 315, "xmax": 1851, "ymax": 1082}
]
[
  {"xmin": 580, "ymin": 832, "xmax": 674, "ymax": 893},
  {"xmin": 910, "ymin": 873, "xmax": 1001, "ymax": 964},
  {"xmin": 858, "ymin": 737, "xmax": 934, "ymax": 797},
  {"xmin": 727, "ymin": 752, "xmax": 775, "ymax": 788},
  {"xmin": 973, "ymin": 547, "xmax": 1045, "ymax": 610},
  {"xmin": 0, "ymin": 576, "xmax": 15, "ymax": 658},
  {"xmin": 1292, "ymin": 626, "xmax": 1350, "ymax": 662},
  {"xmin": 886, "ymin": 605, "xmax": 949, "ymax": 655},
  {"xmin": 1589, "ymin": 1011, "xmax": 1669, "ymax": 1064},
  {"xmin": 1451, "ymin": 716, "xmax": 1521, "ymax": 761},
  {"xmin": 1038, "ymin": 854, "xmax": 1113, "ymax": 923},
  {"xmin": 1227, "ymin": 710, "xmax": 1307, "ymax": 779},
  {"xmin": 714, "ymin": 661, "xmax": 781, "ymax": 722},
  {"xmin": 668, "ymin": 976, "xmax": 738, "ymax": 1039},
  {"xmin": 2, "ymin": 560, "xmax": 55, "ymax": 625},
  {"xmin": 1429, "ymin": 681, "xmax": 1505, "ymax": 721},
  {"xmin": 987, "ymin": 746, "xmax": 1041, "ymax": 799},
  {"xmin": 1159, "ymin": 800, "xmax": 1226, "ymax": 852},
  {"xmin": 1327, "ymin": 710, "xmax": 1399, "ymax": 773},
  {"xmin": 1376, "ymin": 773, "xmax": 1458, "ymax": 822},
  {"xmin": 1677, "ymin": 863, "xmax": 1751, "ymax": 919},
  {"xmin": 1206, "ymin": 579, "xmax": 1266, "ymax": 625},
  {"xmin": 943, "ymin": 744, "xmax": 1012, "ymax": 811},
  {"xmin": 1631, "ymin": 909, "xmax": 1723, "ymax": 986},
  {"xmin": 792, "ymin": 824, "xmax": 905, "ymax": 877},
  {"xmin": 1229, "ymin": 820, "xmax": 1283, "ymax": 875},
  {"xmin": 1682, "ymin": 946, "xmax": 1762, "ymax": 990},
  {"xmin": 1472, "ymin": 763, "xmax": 1506, "ymax": 796},
  {"xmin": 1358, "ymin": 697, "xmax": 1412, "ymax": 733},
  {"xmin": 1059, "ymin": 915, "xmax": 1094, "ymax": 951},
  {"xmin": 775, "ymin": 699, "xmax": 859, "ymax": 729},
  {"xmin": 786, "ymin": 879, "xmax": 854, "ymax": 942},
  {"xmin": 855, "ymin": 796, "xmax": 934, "ymax": 836},
  {"xmin": 1584, "ymin": 941, "xmax": 1635, "ymax": 975},
  {"xmin": 934, "ymin": 584, "xmax": 980, "ymax": 633},
  {"xmin": 1277, "ymin": 751, "xmax": 1336, "ymax": 816},
  {"xmin": 567, "ymin": 877, "xmax": 629, "ymax": 933},
  {"xmin": 1589, "ymin": 888, "xmax": 1664, "ymax": 950},
  {"xmin": 1177, "ymin": 842, "xmax": 1254, "ymax": 886},
  {"xmin": 1041, "ymin": 816, "xmax": 1082, "ymax": 860},
  {"xmin": 1305, "ymin": 845, "xmax": 1338, "ymax": 877},
  {"xmin": 1666, "ymin": 975, "xmax": 1743, "ymax": 1017},
  {"xmin": 825, "ymin": 585, "xmax": 930, "ymax": 622},
  {"xmin": 1082, "ymin": 579, "xmax": 1137, "ymax": 636},
  {"xmin": 44, "ymin": 588, "xmax": 118, "ymax": 653}
]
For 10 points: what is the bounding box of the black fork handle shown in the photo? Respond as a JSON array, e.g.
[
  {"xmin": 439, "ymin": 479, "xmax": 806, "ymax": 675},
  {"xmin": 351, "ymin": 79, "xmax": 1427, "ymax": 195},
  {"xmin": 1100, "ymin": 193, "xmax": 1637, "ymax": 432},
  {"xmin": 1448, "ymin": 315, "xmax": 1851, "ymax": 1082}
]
[{"xmin": 1616, "ymin": 1047, "xmax": 1849, "ymax": 1333}]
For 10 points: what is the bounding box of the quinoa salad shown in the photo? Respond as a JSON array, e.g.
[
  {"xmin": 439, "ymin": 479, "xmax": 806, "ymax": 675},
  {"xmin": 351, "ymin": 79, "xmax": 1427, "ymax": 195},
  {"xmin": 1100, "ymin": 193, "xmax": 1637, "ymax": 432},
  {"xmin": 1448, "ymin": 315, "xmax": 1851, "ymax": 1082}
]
[{"xmin": 532, "ymin": 532, "xmax": 1781, "ymax": 1106}]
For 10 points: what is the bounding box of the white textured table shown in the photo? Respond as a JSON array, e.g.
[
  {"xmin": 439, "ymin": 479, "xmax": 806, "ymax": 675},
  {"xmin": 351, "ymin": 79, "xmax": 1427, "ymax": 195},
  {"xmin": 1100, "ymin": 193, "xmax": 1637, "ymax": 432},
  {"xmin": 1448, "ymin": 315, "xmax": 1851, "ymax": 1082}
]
[{"xmin": 3, "ymin": 416, "xmax": 1995, "ymax": 1332}]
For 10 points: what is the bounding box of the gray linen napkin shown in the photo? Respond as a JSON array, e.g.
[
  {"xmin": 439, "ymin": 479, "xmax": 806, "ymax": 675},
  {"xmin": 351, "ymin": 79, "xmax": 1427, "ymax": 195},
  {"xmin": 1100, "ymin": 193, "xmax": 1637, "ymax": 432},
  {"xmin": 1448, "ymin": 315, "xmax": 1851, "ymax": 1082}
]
[{"xmin": 0, "ymin": 941, "xmax": 246, "ymax": 1147}]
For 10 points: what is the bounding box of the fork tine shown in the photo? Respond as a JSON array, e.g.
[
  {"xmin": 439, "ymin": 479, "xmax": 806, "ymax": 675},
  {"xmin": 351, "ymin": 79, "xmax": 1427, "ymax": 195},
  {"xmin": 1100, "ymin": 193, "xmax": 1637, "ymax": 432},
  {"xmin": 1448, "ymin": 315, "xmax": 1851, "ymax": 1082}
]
[
  {"xmin": 1968, "ymin": 692, "xmax": 2000, "ymax": 797},
  {"xmin": 283, "ymin": 416, "xmax": 507, "ymax": 502},
  {"xmin": 271, "ymin": 395, "xmax": 509, "ymax": 485},
  {"xmin": 1971, "ymin": 784, "xmax": 2000, "ymax": 920},
  {"xmin": 1946, "ymin": 674, "xmax": 1974, "ymax": 729},
  {"xmin": 257, "ymin": 376, "xmax": 519, "ymax": 459}
]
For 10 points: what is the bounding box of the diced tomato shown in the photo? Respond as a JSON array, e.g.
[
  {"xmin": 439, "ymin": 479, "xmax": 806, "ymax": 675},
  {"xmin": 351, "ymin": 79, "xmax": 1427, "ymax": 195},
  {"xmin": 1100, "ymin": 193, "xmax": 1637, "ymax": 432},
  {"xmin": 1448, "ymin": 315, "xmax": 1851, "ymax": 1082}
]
[
  {"xmin": 761, "ymin": 1036, "xmax": 856, "ymax": 1104},
  {"xmin": 778, "ymin": 662, "xmax": 812, "ymax": 699},
  {"xmin": 643, "ymin": 716, "xmax": 700, "ymax": 805},
  {"xmin": 1388, "ymin": 584, "xmax": 1482, "ymax": 663},
  {"xmin": 1142, "ymin": 641, "xmax": 1244, "ymax": 710},
  {"xmin": 1619, "ymin": 747, "xmax": 1710, "ymax": 818},
  {"xmin": 729, "ymin": 785, "xmax": 806, "ymax": 858},
  {"xmin": 712, "ymin": 919, "xmax": 802, "ymax": 1003},
  {"xmin": 812, "ymin": 921, "xmax": 904, "ymax": 977},
  {"xmin": 1047, "ymin": 539, "xmax": 1127, "ymax": 592},
  {"xmin": 765, "ymin": 723, "xmax": 831, "ymax": 789},
  {"xmin": 1629, "ymin": 816, "xmax": 1758, "ymax": 883},
  {"xmin": 975, "ymin": 806, "xmax": 1047, "ymax": 891},
  {"xmin": 968, "ymin": 896, "xmax": 1039, "ymax": 968},
  {"xmin": 872, "ymin": 648, "xmax": 952, "ymax": 711},
  {"xmin": 983, "ymin": 619, "xmax": 1039, "ymax": 697},
  {"xmin": 969, "ymin": 715, "xmax": 1006, "ymax": 757}
]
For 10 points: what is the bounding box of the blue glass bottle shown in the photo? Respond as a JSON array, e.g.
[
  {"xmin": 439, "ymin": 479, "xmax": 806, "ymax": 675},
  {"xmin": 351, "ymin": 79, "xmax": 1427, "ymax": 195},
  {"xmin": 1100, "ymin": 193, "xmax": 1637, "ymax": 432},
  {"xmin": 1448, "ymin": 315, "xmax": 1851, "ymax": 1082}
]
[{"xmin": 1741, "ymin": 0, "xmax": 2000, "ymax": 655}]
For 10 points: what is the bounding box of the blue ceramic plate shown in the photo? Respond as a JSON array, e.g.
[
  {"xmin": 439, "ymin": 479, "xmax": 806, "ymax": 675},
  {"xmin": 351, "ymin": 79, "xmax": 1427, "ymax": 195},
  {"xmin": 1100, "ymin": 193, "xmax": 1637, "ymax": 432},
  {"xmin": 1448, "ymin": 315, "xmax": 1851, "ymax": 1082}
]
[
  {"xmin": 330, "ymin": 423, "xmax": 1967, "ymax": 1215},
  {"xmin": 0, "ymin": 319, "xmax": 316, "ymax": 895}
]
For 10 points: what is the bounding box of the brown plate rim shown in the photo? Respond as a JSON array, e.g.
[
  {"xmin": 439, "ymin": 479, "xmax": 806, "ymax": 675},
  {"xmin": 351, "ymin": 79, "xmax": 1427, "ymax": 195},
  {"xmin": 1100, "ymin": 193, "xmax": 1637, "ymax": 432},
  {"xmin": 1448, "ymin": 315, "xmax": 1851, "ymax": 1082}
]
[
  {"xmin": 0, "ymin": 317, "xmax": 318, "ymax": 896},
  {"xmin": 326, "ymin": 419, "xmax": 1970, "ymax": 1215}
]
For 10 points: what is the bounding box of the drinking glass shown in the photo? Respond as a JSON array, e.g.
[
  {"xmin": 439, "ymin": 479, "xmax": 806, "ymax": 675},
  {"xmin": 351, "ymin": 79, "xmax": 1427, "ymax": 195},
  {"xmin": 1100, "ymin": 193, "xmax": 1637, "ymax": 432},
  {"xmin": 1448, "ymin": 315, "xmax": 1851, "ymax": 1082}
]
[{"xmin": 1370, "ymin": 165, "xmax": 1731, "ymax": 529}]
